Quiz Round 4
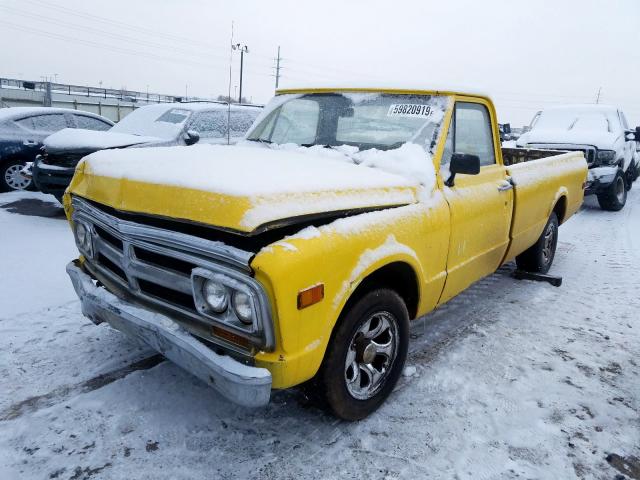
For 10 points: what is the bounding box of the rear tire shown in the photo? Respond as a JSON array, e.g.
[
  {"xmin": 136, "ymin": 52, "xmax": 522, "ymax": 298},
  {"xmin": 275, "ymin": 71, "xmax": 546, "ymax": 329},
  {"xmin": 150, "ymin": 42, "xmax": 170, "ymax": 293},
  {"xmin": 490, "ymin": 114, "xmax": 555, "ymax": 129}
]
[
  {"xmin": 515, "ymin": 212, "xmax": 559, "ymax": 274},
  {"xmin": 597, "ymin": 172, "xmax": 627, "ymax": 211},
  {"xmin": 319, "ymin": 289, "xmax": 409, "ymax": 421},
  {"xmin": 0, "ymin": 160, "xmax": 33, "ymax": 192}
]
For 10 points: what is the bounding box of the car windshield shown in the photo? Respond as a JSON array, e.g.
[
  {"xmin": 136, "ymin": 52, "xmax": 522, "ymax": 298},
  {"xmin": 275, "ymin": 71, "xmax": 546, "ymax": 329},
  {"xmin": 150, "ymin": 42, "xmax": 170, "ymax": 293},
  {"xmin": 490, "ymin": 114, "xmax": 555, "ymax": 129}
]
[
  {"xmin": 110, "ymin": 106, "xmax": 192, "ymax": 139},
  {"xmin": 533, "ymin": 109, "xmax": 612, "ymax": 133},
  {"xmin": 246, "ymin": 92, "xmax": 450, "ymax": 153}
]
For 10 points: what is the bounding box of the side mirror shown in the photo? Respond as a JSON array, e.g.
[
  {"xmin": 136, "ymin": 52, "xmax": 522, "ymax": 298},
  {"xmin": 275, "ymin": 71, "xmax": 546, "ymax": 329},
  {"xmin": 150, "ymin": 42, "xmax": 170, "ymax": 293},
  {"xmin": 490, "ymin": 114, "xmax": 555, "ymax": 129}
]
[
  {"xmin": 445, "ymin": 153, "xmax": 480, "ymax": 187},
  {"xmin": 627, "ymin": 127, "xmax": 640, "ymax": 142},
  {"xmin": 184, "ymin": 130, "xmax": 200, "ymax": 146}
]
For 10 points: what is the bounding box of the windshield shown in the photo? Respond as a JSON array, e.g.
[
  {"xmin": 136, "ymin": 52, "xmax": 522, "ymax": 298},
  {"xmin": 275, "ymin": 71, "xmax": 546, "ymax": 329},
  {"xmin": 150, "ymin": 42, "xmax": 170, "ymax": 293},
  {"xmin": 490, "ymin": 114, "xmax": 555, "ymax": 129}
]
[
  {"xmin": 110, "ymin": 106, "xmax": 192, "ymax": 139},
  {"xmin": 246, "ymin": 92, "xmax": 450, "ymax": 153},
  {"xmin": 533, "ymin": 109, "xmax": 612, "ymax": 133}
]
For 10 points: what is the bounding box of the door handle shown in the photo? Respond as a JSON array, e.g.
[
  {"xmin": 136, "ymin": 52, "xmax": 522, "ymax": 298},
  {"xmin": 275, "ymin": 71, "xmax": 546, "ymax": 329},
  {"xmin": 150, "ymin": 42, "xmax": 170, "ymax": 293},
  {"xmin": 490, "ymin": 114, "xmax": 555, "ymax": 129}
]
[
  {"xmin": 498, "ymin": 179, "xmax": 514, "ymax": 192},
  {"xmin": 23, "ymin": 139, "xmax": 37, "ymax": 146}
]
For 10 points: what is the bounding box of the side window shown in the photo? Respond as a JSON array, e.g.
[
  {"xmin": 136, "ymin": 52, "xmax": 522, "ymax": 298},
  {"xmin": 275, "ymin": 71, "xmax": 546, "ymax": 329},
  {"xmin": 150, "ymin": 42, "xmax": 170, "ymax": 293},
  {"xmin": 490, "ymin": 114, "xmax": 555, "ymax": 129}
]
[
  {"xmin": 15, "ymin": 117, "xmax": 35, "ymax": 130},
  {"xmin": 454, "ymin": 103, "xmax": 495, "ymax": 167},
  {"xmin": 190, "ymin": 111, "xmax": 227, "ymax": 138},
  {"xmin": 31, "ymin": 114, "xmax": 68, "ymax": 132},
  {"xmin": 229, "ymin": 111, "xmax": 259, "ymax": 137},
  {"xmin": 74, "ymin": 115, "xmax": 111, "ymax": 131},
  {"xmin": 270, "ymin": 99, "xmax": 319, "ymax": 145}
]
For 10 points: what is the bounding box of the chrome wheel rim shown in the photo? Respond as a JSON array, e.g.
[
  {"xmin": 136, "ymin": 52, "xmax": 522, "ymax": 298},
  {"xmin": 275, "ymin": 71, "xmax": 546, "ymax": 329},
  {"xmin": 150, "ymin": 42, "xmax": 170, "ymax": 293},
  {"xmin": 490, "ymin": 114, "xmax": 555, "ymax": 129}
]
[
  {"xmin": 541, "ymin": 221, "xmax": 556, "ymax": 265},
  {"xmin": 4, "ymin": 164, "xmax": 31, "ymax": 190},
  {"xmin": 615, "ymin": 177, "xmax": 625, "ymax": 204},
  {"xmin": 344, "ymin": 311, "xmax": 398, "ymax": 400}
]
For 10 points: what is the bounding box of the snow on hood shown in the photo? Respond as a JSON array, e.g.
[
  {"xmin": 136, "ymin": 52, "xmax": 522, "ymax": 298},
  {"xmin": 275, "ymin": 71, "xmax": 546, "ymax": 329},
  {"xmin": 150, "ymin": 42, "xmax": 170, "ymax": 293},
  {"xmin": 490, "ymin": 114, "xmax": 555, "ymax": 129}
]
[
  {"xmin": 44, "ymin": 128, "xmax": 162, "ymax": 152},
  {"xmin": 74, "ymin": 144, "xmax": 423, "ymax": 232}
]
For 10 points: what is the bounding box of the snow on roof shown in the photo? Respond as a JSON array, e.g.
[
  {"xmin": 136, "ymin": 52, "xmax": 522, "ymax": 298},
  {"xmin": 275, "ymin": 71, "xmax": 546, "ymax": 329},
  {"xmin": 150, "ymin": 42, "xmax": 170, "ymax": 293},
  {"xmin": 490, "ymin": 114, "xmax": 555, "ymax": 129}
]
[
  {"xmin": 276, "ymin": 81, "xmax": 490, "ymax": 99},
  {"xmin": 0, "ymin": 106, "xmax": 94, "ymax": 122},
  {"xmin": 136, "ymin": 102, "xmax": 261, "ymax": 113}
]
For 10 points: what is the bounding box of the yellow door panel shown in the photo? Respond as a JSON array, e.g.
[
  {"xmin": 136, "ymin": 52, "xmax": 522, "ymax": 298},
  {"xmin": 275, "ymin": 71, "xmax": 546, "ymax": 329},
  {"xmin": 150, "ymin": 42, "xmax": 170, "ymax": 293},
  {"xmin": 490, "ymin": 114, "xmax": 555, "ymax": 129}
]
[
  {"xmin": 439, "ymin": 165, "xmax": 513, "ymax": 303},
  {"xmin": 438, "ymin": 99, "xmax": 513, "ymax": 304}
]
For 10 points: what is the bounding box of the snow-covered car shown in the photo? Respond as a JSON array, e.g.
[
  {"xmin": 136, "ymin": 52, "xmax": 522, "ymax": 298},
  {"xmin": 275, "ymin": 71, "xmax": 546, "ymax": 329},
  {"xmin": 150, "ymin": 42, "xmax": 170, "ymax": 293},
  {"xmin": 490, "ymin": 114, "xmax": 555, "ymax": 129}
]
[
  {"xmin": 517, "ymin": 105, "xmax": 640, "ymax": 211},
  {"xmin": 32, "ymin": 102, "xmax": 262, "ymax": 201},
  {"xmin": 0, "ymin": 107, "xmax": 113, "ymax": 192}
]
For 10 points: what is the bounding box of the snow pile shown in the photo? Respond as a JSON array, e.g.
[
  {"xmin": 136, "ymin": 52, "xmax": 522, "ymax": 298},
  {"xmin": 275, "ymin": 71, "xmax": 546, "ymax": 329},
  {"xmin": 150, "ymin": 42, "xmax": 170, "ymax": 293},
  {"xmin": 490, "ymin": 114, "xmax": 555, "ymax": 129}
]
[
  {"xmin": 261, "ymin": 142, "xmax": 437, "ymax": 192},
  {"xmin": 350, "ymin": 143, "xmax": 437, "ymax": 193},
  {"xmin": 44, "ymin": 128, "xmax": 161, "ymax": 151}
]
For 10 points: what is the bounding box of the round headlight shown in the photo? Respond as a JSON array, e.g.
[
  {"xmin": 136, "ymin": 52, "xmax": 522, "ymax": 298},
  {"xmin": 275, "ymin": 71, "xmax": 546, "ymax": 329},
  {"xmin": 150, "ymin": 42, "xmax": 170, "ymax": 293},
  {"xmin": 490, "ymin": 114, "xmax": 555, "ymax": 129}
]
[
  {"xmin": 75, "ymin": 222, "xmax": 91, "ymax": 250},
  {"xmin": 203, "ymin": 280, "xmax": 228, "ymax": 312},
  {"xmin": 232, "ymin": 291, "xmax": 253, "ymax": 325}
]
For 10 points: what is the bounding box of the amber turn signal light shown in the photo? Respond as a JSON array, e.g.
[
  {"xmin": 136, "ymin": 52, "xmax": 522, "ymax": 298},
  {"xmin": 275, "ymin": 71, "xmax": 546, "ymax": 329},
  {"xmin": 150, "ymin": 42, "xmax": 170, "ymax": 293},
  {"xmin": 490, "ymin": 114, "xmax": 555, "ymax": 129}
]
[{"xmin": 297, "ymin": 283, "xmax": 324, "ymax": 309}]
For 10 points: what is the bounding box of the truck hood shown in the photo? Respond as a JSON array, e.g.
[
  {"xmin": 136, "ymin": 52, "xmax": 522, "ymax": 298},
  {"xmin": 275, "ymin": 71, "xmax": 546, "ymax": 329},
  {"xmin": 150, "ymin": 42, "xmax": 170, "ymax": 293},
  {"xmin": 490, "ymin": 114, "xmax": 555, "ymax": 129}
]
[
  {"xmin": 68, "ymin": 144, "xmax": 420, "ymax": 233},
  {"xmin": 44, "ymin": 128, "xmax": 163, "ymax": 154},
  {"xmin": 517, "ymin": 128, "xmax": 619, "ymax": 150}
]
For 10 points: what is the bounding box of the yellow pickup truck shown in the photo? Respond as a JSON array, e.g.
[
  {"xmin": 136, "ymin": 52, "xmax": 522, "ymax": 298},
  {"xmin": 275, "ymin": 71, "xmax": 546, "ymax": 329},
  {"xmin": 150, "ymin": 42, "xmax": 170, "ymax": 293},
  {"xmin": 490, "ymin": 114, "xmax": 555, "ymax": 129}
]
[{"xmin": 64, "ymin": 87, "xmax": 587, "ymax": 420}]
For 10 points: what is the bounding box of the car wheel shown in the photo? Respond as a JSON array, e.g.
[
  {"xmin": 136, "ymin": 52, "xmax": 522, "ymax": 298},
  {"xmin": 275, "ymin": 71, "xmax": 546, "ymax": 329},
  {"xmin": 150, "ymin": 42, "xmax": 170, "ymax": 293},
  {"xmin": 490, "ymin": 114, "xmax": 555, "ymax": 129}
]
[
  {"xmin": 515, "ymin": 212, "xmax": 559, "ymax": 274},
  {"xmin": 597, "ymin": 172, "xmax": 627, "ymax": 211},
  {"xmin": 0, "ymin": 160, "xmax": 33, "ymax": 192},
  {"xmin": 319, "ymin": 289, "xmax": 409, "ymax": 421}
]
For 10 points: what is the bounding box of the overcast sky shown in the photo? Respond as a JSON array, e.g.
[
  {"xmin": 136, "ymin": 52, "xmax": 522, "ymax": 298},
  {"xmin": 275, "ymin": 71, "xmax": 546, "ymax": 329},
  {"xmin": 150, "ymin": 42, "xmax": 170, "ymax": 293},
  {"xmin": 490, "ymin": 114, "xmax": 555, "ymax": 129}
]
[{"xmin": 1, "ymin": 0, "xmax": 639, "ymax": 125}]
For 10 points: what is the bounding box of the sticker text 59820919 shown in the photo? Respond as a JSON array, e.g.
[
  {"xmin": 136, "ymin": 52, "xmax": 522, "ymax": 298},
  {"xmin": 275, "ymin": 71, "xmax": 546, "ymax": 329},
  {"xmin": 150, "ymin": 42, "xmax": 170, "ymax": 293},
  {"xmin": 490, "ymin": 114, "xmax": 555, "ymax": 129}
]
[{"xmin": 387, "ymin": 104, "xmax": 433, "ymax": 118}]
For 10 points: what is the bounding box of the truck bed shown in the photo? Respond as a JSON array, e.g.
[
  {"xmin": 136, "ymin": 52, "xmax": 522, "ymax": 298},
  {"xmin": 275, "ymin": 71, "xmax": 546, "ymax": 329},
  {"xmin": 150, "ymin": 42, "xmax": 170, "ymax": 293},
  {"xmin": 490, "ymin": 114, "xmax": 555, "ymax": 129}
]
[
  {"xmin": 501, "ymin": 147, "xmax": 570, "ymax": 166},
  {"xmin": 503, "ymin": 150, "xmax": 587, "ymax": 262}
]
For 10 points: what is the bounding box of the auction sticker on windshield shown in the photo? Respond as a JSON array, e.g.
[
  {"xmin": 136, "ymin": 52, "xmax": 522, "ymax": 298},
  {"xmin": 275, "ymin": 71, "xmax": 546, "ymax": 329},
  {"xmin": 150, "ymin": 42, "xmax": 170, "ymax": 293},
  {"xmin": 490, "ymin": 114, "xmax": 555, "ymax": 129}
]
[{"xmin": 387, "ymin": 104, "xmax": 434, "ymax": 117}]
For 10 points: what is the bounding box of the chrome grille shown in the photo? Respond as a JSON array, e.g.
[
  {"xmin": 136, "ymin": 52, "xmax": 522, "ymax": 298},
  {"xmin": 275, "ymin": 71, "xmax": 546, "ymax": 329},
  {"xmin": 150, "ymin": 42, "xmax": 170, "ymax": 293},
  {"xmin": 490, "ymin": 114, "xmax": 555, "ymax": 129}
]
[{"xmin": 71, "ymin": 196, "xmax": 274, "ymax": 351}]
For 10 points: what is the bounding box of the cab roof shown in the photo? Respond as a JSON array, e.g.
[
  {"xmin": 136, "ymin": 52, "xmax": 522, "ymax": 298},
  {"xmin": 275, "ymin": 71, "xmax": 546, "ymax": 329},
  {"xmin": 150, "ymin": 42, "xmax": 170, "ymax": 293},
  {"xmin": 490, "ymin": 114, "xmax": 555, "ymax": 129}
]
[{"xmin": 275, "ymin": 83, "xmax": 491, "ymax": 102}]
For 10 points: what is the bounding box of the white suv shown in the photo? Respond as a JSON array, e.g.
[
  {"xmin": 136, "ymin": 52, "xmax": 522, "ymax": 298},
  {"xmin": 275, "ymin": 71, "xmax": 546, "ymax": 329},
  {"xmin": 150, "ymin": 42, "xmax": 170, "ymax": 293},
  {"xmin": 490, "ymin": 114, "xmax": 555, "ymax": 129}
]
[{"xmin": 518, "ymin": 105, "xmax": 639, "ymax": 211}]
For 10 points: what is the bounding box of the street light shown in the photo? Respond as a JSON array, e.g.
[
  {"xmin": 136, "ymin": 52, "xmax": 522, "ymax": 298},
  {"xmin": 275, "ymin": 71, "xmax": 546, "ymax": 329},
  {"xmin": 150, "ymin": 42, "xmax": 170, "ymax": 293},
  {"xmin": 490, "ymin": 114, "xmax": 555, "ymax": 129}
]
[{"xmin": 232, "ymin": 43, "xmax": 249, "ymax": 103}]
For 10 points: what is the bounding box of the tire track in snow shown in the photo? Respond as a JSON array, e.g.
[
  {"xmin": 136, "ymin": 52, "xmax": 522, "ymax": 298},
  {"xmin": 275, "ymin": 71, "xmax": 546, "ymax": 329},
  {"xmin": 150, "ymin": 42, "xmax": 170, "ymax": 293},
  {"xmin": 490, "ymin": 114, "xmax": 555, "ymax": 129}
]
[{"xmin": 0, "ymin": 354, "xmax": 164, "ymax": 421}]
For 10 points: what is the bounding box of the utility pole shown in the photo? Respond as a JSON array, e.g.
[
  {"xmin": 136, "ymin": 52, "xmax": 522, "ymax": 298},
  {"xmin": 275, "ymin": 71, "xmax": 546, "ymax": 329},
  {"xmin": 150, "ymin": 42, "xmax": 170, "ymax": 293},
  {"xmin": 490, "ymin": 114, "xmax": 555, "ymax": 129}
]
[
  {"xmin": 232, "ymin": 43, "xmax": 249, "ymax": 103},
  {"xmin": 596, "ymin": 86, "xmax": 602, "ymax": 104},
  {"xmin": 274, "ymin": 45, "xmax": 281, "ymax": 89}
]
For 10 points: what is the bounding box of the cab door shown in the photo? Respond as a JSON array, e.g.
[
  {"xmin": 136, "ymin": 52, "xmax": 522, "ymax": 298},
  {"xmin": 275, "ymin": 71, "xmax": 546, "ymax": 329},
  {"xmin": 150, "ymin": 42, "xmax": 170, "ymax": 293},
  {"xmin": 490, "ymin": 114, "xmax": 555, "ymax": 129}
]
[{"xmin": 438, "ymin": 99, "xmax": 513, "ymax": 304}]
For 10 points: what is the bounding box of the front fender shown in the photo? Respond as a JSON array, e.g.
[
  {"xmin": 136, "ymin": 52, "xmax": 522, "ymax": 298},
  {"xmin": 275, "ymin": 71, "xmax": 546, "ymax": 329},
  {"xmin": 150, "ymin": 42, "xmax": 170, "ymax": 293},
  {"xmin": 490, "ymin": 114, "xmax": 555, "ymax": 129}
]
[{"xmin": 250, "ymin": 202, "xmax": 450, "ymax": 388}]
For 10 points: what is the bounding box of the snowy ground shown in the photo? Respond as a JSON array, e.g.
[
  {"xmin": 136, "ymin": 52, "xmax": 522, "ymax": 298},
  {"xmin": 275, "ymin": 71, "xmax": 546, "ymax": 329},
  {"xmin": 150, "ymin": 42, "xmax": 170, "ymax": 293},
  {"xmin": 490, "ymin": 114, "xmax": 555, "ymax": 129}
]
[{"xmin": 0, "ymin": 190, "xmax": 638, "ymax": 480}]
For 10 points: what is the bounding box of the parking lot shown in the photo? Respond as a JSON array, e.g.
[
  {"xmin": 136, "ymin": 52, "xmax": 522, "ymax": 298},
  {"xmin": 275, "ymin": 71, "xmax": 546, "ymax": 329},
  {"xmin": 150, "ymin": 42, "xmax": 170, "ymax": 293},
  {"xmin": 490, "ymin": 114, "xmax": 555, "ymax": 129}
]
[{"xmin": 0, "ymin": 189, "xmax": 638, "ymax": 480}]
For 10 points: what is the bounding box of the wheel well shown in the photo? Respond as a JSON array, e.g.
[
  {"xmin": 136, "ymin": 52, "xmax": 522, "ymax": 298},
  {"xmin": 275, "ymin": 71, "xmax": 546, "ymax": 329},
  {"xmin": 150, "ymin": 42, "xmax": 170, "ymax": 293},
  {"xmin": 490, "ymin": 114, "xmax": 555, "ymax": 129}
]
[
  {"xmin": 340, "ymin": 262, "xmax": 419, "ymax": 320},
  {"xmin": 553, "ymin": 196, "xmax": 567, "ymax": 224}
]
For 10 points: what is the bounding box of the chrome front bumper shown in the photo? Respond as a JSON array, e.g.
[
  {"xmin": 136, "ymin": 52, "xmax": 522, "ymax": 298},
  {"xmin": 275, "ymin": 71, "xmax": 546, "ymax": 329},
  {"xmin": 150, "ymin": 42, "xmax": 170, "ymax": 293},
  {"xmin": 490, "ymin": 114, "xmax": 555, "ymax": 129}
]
[{"xmin": 67, "ymin": 261, "xmax": 272, "ymax": 407}]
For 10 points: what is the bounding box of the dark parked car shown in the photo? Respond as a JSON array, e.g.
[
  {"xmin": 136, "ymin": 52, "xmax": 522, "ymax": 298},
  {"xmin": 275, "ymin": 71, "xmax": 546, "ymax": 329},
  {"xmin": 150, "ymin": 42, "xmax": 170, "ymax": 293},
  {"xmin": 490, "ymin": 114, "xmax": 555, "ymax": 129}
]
[
  {"xmin": 0, "ymin": 107, "xmax": 113, "ymax": 192},
  {"xmin": 33, "ymin": 102, "xmax": 262, "ymax": 201}
]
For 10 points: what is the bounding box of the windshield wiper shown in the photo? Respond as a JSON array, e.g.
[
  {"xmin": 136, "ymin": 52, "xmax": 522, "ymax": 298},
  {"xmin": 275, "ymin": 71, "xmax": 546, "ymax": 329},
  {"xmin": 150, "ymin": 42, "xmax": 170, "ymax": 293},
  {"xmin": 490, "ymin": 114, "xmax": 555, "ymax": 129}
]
[{"xmin": 247, "ymin": 138, "xmax": 272, "ymax": 144}]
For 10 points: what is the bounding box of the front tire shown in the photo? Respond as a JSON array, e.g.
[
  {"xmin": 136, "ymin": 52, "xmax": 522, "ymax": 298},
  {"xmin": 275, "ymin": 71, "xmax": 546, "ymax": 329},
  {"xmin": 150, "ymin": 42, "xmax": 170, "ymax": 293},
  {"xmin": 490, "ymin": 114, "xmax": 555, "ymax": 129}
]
[
  {"xmin": 597, "ymin": 172, "xmax": 627, "ymax": 211},
  {"xmin": 319, "ymin": 289, "xmax": 409, "ymax": 421},
  {"xmin": 516, "ymin": 212, "xmax": 559, "ymax": 274},
  {"xmin": 1, "ymin": 160, "xmax": 33, "ymax": 192}
]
